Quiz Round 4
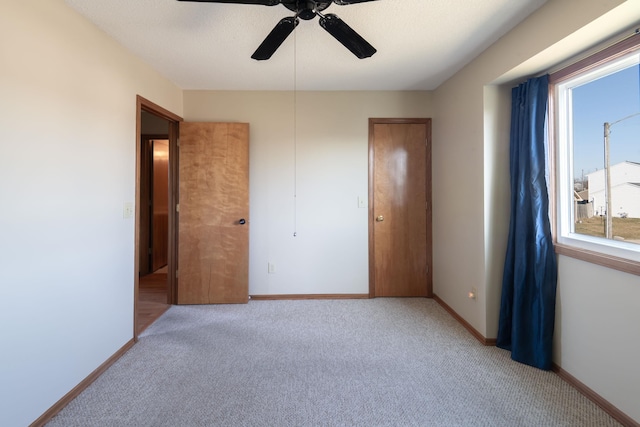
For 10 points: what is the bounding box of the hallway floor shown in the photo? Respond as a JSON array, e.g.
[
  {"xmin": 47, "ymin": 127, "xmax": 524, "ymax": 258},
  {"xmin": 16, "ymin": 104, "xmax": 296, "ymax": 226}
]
[{"xmin": 137, "ymin": 272, "xmax": 169, "ymax": 334}]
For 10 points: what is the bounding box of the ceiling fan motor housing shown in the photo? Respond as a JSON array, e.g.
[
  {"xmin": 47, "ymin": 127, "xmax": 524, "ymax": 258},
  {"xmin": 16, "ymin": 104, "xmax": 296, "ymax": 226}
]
[{"xmin": 284, "ymin": 0, "xmax": 332, "ymax": 20}]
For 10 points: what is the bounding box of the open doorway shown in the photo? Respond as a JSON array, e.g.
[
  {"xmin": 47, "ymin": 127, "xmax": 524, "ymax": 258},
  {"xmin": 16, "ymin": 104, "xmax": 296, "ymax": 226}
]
[
  {"xmin": 139, "ymin": 133, "xmax": 169, "ymax": 276},
  {"xmin": 135, "ymin": 96, "xmax": 182, "ymax": 338},
  {"xmin": 138, "ymin": 116, "xmax": 170, "ymax": 333}
]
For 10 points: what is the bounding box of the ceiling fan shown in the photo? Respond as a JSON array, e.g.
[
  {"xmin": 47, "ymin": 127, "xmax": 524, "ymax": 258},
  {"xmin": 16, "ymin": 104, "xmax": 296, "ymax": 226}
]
[{"xmin": 177, "ymin": 0, "xmax": 379, "ymax": 60}]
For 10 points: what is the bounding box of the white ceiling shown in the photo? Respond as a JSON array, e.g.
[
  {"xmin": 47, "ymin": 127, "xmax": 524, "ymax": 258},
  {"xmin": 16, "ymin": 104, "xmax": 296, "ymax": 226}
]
[{"xmin": 64, "ymin": 0, "xmax": 547, "ymax": 91}]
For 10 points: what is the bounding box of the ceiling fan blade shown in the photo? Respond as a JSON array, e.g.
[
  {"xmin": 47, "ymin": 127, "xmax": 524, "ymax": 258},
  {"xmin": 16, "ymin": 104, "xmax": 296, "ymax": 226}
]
[
  {"xmin": 176, "ymin": 0, "xmax": 279, "ymax": 5},
  {"xmin": 333, "ymin": 0, "xmax": 380, "ymax": 4},
  {"xmin": 251, "ymin": 16, "xmax": 299, "ymax": 60},
  {"xmin": 318, "ymin": 14, "xmax": 376, "ymax": 59}
]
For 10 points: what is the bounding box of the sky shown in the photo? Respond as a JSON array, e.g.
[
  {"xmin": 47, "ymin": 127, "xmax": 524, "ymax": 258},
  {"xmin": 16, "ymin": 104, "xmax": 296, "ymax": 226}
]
[{"xmin": 572, "ymin": 63, "xmax": 640, "ymax": 180}]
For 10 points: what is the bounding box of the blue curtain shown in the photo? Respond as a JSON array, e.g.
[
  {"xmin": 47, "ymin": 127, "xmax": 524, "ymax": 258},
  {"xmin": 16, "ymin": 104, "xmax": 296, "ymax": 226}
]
[{"xmin": 497, "ymin": 74, "xmax": 557, "ymax": 370}]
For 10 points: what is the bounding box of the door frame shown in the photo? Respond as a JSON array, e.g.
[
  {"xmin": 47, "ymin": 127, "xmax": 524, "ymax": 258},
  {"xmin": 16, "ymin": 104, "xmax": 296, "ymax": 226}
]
[
  {"xmin": 368, "ymin": 118, "xmax": 433, "ymax": 298},
  {"xmin": 134, "ymin": 95, "xmax": 182, "ymax": 340}
]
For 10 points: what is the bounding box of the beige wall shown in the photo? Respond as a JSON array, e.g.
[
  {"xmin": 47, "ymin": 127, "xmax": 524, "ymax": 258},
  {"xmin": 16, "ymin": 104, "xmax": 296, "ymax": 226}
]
[
  {"xmin": 433, "ymin": 0, "xmax": 640, "ymax": 421},
  {"xmin": 0, "ymin": 1, "xmax": 182, "ymax": 426},
  {"xmin": 184, "ymin": 91, "xmax": 433, "ymax": 296}
]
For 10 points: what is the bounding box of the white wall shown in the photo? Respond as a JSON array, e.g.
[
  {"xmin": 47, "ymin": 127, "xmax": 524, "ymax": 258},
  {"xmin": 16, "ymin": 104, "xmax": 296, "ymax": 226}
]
[
  {"xmin": 554, "ymin": 256, "xmax": 640, "ymax": 421},
  {"xmin": 184, "ymin": 91, "xmax": 433, "ymax": 296},
  {"xmin": 589, "ymin": 162, "xmax": 640, "ymax": 218},
  {"xmin": 482, "ymin": 84, "xmax": 512, "ymax": 336},
  {"xmin": 613, "ymin": 184, "xmax": 640, "ymax": 219},
  {"xmin": 590, "ymin": 183, "xmax": 640, "ymax": 219},
  {"xmin": 0, "ymin": 1, "xmax": 183, "ymax": 426},
  {"xmin": 433, "ymin": 0, "xmax": 640, "ymax": 422}
]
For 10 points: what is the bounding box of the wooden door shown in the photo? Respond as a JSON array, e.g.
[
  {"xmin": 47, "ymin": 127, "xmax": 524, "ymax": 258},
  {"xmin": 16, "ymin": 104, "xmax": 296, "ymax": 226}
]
[
  {"xmin": 369, "ymin": 119, "xmax": 432, "ymax": 297},
  {"xmin": 177, "ymin": 122, "xmax": 250, "ymax": 304}
]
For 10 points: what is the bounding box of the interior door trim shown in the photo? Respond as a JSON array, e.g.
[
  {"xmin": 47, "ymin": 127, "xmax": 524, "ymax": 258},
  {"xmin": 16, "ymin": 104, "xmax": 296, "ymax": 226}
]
[
  {"xmin": 135, "ymin": 95, "xmax": 183, "ymax": 340},
  {"xmin": 368, "ymin": 118, "xmax": 433, "ymax": 298}
]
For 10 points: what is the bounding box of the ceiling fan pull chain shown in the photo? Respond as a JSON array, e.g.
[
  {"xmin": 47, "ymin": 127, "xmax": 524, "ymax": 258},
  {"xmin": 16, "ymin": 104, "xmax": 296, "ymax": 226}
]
[{"xmin": 293, "ymin": 18, "xmax": 298, "ymax": 237}]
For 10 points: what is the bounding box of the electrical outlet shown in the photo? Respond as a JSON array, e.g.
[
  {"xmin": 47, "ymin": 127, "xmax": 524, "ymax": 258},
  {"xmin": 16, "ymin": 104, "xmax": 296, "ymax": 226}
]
[{"xmin": 268, "ymin": 263, "xmax": 276, "ymax": 274}]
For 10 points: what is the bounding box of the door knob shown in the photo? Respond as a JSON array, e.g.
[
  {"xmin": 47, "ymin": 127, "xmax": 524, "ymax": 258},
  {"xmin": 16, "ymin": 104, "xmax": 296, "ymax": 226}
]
[
  {"xmin": 376, "ymin": 215, "xmax": 384, "ymax": 222},
  {"xmin": 239, "ymin": 218, "xmax": 246, "ymax": 225}
]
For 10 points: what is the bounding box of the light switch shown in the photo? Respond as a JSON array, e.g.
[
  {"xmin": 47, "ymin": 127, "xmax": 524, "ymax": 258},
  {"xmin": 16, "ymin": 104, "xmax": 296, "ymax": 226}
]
[
  {"xmin": 123, "ymin": 202, "xmax": 134, "ymax": 219},
  {"xmin": 358, "ymin": 196, "xmax": 367, "ymax": 208}
]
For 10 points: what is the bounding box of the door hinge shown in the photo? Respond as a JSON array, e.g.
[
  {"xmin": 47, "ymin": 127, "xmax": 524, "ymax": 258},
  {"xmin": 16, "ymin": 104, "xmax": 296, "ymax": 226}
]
[
  {"xmin": 177, "ymin": 138, "xmax": 180, "ymax": 147},
  {"xmin": 176, "ymin": 204, "xmax": 180, "ymax": 213},
  {"xmin": 426, "ymin": 201, "xmax": 429, "ymax": 210},
  {"xmin": 175, "ymin": 269, "xmax": 179, "ymax": 279},
  {"xmin": 148, "ymin": 248, "xmax": 152, "ymax": 255}
]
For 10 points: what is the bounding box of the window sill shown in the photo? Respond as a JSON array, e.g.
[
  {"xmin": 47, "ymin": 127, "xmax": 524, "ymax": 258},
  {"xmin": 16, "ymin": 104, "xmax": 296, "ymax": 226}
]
[{"xmin": 554, "ymin": 243, "xmax": 640, "ymax": 276}]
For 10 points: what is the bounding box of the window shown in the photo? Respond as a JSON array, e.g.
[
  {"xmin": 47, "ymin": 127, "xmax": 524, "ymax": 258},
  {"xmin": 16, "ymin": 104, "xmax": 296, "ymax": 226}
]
[{"xmin": 550, "ymin": 34, "xmax": 640, "ymax": 274}]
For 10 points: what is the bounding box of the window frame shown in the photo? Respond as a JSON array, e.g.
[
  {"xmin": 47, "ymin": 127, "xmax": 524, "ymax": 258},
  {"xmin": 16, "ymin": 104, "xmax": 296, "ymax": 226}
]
[{"xmin": 549, "ymin": 33, "xmax": 640, "ymax": 276}]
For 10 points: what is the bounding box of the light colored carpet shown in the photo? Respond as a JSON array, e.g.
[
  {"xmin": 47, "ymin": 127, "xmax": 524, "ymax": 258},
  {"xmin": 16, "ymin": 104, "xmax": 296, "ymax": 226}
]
[{"xmin": 47, "ymin": 298, "xmax": 620, "ymax": 426}]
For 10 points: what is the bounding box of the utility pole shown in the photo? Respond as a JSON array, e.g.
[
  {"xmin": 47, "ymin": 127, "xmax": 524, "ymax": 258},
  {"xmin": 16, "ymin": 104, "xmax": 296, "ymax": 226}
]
[
  {"xmin": 602, "ymin": 111, "xmax": 640, "ymax": 240},
  {"xmin": 603, "ymin": 122, "xmax": 612, "ymax": 239}
]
